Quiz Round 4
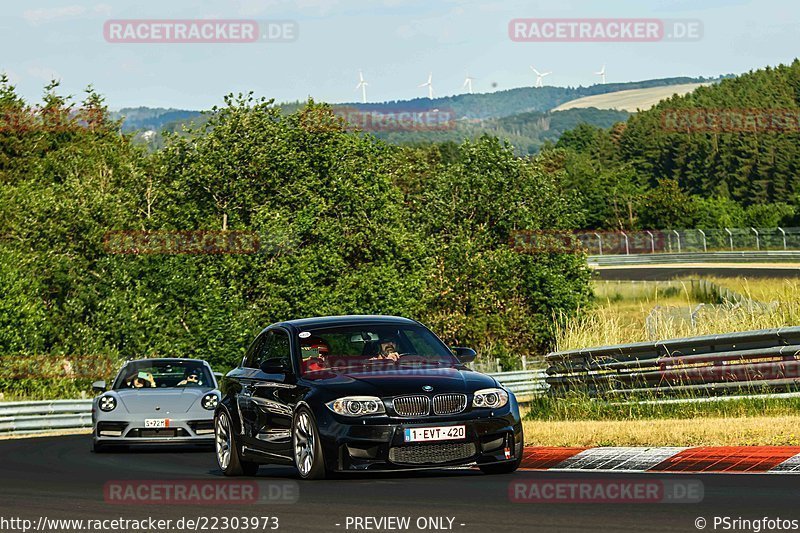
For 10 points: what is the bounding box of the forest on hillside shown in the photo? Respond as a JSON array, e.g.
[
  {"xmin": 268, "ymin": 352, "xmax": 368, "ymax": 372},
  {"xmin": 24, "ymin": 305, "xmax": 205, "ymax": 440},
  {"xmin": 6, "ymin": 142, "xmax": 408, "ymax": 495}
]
[{"xmin": 553, "ymin": 61, "xmax": 800, "ymax": 230}]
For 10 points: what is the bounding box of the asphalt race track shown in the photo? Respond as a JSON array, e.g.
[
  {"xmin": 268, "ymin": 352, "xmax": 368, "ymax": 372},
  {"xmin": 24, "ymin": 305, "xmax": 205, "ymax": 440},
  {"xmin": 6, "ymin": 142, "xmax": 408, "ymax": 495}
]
[
  {"xmin": 2, "ymin": 435, "xmax": 800, "ymax": 532},
  {"xmin": 595, "ymin": 265, "xmax": 800, "ymax": 280}
]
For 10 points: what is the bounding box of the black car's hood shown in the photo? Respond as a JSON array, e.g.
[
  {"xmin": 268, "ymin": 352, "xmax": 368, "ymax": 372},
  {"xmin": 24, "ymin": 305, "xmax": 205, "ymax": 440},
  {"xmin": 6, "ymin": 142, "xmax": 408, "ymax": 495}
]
[{"xmin": 303, "ymin": 366, "xmax": 497, "ymax": 397}]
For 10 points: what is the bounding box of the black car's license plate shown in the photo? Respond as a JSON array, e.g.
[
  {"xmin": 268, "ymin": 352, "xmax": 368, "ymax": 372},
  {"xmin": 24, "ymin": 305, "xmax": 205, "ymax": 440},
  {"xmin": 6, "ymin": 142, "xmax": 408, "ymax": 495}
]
[{"xmin": 404, "ymin": 425, "xmax": 466, "ymax": 442}]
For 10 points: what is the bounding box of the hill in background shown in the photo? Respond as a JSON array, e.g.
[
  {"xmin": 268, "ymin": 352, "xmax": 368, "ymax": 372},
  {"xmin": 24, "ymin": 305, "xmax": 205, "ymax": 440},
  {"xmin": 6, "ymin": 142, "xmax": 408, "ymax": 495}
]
[
  {"xmin": 114, "ymin": 75, "xmax": 721, "ymax": 153},
  {"xmin": 553, "ymin": 83, "xmax": 712, "ymax": 112}
]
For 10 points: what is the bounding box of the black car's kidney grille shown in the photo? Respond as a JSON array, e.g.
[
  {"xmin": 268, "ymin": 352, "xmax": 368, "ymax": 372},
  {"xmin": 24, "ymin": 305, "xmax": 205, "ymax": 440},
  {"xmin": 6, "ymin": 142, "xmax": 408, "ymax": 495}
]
[
  {"xmin": 393, "ymin": 395, "xmax": 430, "ymax": 416},
  {"xmin": 394, "ymin": 394, "xmax": 468, "ymax": 417},
  {"xmin": 432, "ymin": 394, "xmax": 467, "ymax": 415},
  {"xmin": 389, "ymin": 442, "xmax": 477, "ymax": 465}
]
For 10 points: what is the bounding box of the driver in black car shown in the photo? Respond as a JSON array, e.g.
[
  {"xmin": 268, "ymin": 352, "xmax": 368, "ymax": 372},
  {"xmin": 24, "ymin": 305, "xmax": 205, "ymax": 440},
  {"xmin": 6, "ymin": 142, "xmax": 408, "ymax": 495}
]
[{"xmin": 372, "ymin": 338, "xmax": 401, "ymax": 361}]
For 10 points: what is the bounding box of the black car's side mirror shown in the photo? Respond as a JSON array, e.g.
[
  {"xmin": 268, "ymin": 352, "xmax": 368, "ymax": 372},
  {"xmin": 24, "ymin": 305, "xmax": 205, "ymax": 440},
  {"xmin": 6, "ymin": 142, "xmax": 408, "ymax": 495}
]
[
  {"xmin": 260, "ymin": 358, "xmax": 290, "ymax": 374},
  {"xmin": 92, "ymin": 380, "xmax": 107, "ymax": 393},
  {"xmin": 452, "ymin": 347, "xmax": 477, "ymax": 364}
]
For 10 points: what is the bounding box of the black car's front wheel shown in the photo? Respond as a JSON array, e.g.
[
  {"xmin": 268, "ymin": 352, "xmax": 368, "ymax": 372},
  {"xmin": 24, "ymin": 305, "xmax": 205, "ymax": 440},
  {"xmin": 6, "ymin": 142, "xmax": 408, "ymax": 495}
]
[
  {"xmin": 292, "ymin": 407, "xmax": 327, "ymax": 480},
  {"xmin": 215, "ymin": 410, "xmax": 259, "ymax": 476}
]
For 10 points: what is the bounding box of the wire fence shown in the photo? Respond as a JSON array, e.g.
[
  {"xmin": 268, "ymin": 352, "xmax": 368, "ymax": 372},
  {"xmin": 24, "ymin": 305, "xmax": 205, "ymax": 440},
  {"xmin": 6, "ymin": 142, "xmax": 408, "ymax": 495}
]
[{"xmin": 574, "ymin": 227, "xmax": 800, "ymax": 255}]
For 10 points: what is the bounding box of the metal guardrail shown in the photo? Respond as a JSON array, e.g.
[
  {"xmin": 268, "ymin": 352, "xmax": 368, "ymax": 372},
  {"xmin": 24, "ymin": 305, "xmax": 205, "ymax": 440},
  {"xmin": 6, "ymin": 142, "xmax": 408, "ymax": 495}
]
[
  {"xmin": 0, "ymin": 400, "xmax": 92, "ymax": 434},
  {"xmin": 546, "ymin": 327, "xmax": 800, "ymax": 398},
  {"xmin": 0, "ymin": 370, "xmax": 550, "ymax": 436},
  {"xmin": 589, "ymin": 251, "xmax": 800, "ymax": 266},
  {"xmin": 490, "ymin": 370, "xmax": 548, "ymax": 401}
]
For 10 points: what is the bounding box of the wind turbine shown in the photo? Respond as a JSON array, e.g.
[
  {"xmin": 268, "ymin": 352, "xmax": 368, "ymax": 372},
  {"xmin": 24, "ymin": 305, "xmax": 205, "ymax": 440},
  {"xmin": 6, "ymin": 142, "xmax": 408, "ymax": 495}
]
[
  {"xmin": 462, "ymin": 73, "xmax": 475, "ymax": 94},
  {"xmin": 530, "ymin": 66, "xmax": 551, "ymax": 88},
  {"xmin": 595, "ymin": 64, "xmax": 606, "ymax": 84},
  {"xmin": 355, "ymin": 70, "xmax": 368, "ymax": 103},
  {"xmin": 418, "ymin": 73, "xmax": 434, "ymax": 99}
]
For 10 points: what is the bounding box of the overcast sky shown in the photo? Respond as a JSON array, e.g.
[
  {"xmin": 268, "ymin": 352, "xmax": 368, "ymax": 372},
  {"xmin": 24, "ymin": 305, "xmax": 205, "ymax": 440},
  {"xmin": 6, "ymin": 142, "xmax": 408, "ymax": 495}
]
[{"xmin": 2, "ymin": 0, "xmax": 798, "ymax": 109}]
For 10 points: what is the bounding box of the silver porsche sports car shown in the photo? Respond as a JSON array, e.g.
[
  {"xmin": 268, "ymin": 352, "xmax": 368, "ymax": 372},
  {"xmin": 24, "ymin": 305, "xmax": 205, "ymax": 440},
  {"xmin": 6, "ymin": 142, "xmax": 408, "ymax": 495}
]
[{"xmin": 91, "ymin": 358, "xmax": 221, "ymax": 452}]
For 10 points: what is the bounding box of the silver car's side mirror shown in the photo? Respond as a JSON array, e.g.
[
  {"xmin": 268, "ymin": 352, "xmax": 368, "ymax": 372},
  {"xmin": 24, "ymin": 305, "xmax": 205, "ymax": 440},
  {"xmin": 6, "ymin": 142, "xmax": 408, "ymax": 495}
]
[{"xmin": 92, "ymin": 380, "xmax": 107, "ymax": 393}]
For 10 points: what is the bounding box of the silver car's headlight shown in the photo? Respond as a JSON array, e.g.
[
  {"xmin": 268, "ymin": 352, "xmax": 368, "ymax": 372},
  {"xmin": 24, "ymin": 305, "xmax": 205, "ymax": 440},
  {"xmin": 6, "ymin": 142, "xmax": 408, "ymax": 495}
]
[
  {"xmin": 326, "ymin": 396, "xmax": 385, "ymax": 417},
  {"xmin": 201, "ymin": 393, "xmax": 219, "ymax": 410},
  {"xmin": 99, "ymin": 395, "xmax": 117, "ymax": 412},
  {"xmin": 472, "ymin": 388, "xmax": 508, "ymax": 409}
]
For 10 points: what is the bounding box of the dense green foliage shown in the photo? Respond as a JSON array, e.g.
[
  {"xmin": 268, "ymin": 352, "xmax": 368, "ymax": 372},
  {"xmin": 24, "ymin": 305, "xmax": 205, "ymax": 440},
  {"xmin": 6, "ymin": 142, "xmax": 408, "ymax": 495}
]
[
  {"xmin": 374, "ymin": 108, "xmax": 630, "ymax": 156},
  {"xmin": 0, "ymin": 80, "xmax": 591, "ymax": 398}
]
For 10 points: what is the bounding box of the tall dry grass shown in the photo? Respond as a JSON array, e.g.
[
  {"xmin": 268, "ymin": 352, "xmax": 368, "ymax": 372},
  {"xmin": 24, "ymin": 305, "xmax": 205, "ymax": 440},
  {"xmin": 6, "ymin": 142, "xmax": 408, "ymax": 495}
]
[{"xmin": 556, "ymin": 279, "xmax": 800, "ymax": 351}]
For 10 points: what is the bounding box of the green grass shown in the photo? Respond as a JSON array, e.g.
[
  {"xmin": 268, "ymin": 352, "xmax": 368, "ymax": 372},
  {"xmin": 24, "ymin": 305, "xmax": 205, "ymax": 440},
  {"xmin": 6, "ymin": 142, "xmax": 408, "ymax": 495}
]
[{"xmin": 526, "ymin": 392, "xmax": 800, "ymax": 422}]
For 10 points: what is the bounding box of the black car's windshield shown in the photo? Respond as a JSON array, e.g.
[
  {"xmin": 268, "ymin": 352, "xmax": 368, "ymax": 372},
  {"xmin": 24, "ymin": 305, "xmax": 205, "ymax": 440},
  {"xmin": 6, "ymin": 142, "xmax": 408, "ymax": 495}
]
[
  {"xmin": 297, "ymin": 324, "xmax": 458, "ymax": 376},
  {"xmin": 112, "ymin": 360, "xmax": 213, "ymax": 390}
]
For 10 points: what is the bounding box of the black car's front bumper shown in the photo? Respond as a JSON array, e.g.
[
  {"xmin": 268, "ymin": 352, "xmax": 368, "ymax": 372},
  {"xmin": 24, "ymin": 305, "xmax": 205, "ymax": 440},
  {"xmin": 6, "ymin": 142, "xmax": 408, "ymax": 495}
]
[{"xmin": 313, "ymin": 402, "xmax": 523, "ymax": 472}]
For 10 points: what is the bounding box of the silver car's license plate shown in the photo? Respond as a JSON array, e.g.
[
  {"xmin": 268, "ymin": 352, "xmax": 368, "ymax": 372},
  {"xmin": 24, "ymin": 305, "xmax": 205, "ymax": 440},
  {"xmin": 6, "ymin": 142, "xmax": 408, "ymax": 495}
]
[
  {"xmin": 404, "ymin": 425, "xmax": 465, "ymax": 442},
  {"xmin": 144, "ymin": 418, "xmax": 169, "ymax": 428}
]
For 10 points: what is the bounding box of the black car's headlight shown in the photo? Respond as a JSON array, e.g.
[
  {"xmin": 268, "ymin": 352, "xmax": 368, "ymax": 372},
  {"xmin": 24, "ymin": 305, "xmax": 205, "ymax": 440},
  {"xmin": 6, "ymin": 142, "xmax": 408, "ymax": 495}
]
[
  {"xmin": 326, "ymin": 396, "xmax": 386, "ymax": 417},
  {"xmin": 99, "ymin": 395, "xmax": 117, "ymax": 412},
  {"xmin": 472, "ymin": 388, "xmax": 509, "ymax": 409},
  {"xmin": 201, "ymin": 393, "xmax": 219, "ymax": 410}
]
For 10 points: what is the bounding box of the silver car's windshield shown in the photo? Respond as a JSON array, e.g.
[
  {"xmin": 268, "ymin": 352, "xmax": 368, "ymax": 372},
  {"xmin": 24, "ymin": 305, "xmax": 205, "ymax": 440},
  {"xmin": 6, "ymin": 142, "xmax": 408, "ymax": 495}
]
[{"xmin": 112, "ymin": 360, "xmax": 213, "ymax": 390}]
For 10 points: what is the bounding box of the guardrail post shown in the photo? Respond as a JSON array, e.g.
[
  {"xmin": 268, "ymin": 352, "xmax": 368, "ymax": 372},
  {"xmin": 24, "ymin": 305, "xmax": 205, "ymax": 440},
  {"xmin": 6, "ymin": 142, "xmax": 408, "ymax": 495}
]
[
  {"xmin": 621, "ymin": 231, "xmax": 629, "ymax": 255},
  {"xmin": 594, "ymin": 232, "xmax": 603, "ymax": 256},
  {"xmin": 646, "ymin": 230, "xmax": 655, "ymax": 253},
  {"xmin": 751, "ymin": 227, "xmax": 760, "ymax": 250},
  {"xmin": 521, "ymin": 356, "xmax": 527, "ymax": 371},
  {"xmin": 725, "ymin": 228, "xmax": 733, "ymax": 251},
  {"xmin": 779, "ymin": 227, "xmax": 787, "ymax": 250},
  {"xmin": 672, "ymin": 230, "xmax": 681, "ymax": 253},
  {"xmin": 698, "ymin": 229, "xmax": 707, "ymax": 253}
]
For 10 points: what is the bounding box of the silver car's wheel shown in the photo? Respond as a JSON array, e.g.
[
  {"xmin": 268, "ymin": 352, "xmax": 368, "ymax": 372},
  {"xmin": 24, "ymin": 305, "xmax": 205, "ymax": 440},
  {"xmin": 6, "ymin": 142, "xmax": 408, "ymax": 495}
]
[
  {"xmin": 292, "ymin": 408, "xmax": 326, "ymax": 479},
  {"xmin": 215, "ymin": 413, "xmax": 232, "ymax": 471}
]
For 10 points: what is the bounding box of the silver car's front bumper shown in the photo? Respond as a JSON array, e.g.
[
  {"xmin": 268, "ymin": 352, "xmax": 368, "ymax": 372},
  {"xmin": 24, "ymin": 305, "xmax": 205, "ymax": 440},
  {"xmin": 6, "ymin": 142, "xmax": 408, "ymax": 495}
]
[{"xmin": 93, "ymin": 415, "xmax": 214, "ymax": 444}]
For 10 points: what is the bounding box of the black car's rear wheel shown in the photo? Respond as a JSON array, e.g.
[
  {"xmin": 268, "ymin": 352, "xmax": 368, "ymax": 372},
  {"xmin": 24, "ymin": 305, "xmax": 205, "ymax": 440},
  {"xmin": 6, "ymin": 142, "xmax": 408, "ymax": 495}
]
[
  {"xmin": 292, "ymin": 407, "xmax": 327, "ymax": 480},
  {"xmin": 215, "ymin": 410, "xmax": 259, "ymax": 476}
]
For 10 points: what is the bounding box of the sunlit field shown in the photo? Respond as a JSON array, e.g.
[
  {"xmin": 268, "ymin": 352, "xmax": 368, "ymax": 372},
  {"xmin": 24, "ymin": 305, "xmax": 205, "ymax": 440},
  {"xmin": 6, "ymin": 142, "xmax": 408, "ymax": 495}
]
[{"xmin": 555, "ymin": 278, "xmax": 800, "ymax": 351}]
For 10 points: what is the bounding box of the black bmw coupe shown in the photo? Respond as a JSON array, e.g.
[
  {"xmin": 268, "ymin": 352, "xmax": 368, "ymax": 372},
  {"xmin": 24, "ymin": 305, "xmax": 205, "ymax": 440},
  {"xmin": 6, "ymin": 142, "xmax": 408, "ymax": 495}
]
[{"xmin": 214, "ymin": 315, "xmax": 524, "ymax": 479}]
